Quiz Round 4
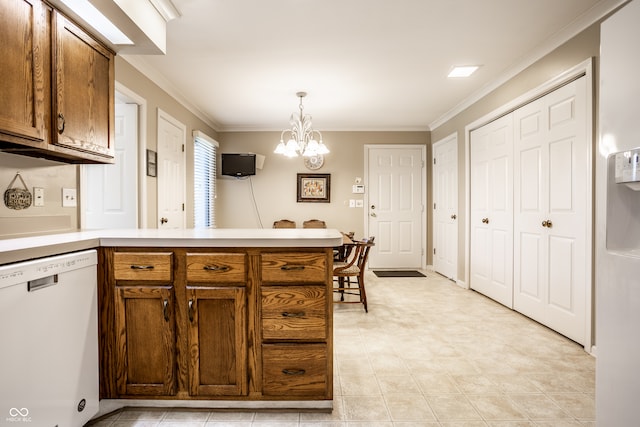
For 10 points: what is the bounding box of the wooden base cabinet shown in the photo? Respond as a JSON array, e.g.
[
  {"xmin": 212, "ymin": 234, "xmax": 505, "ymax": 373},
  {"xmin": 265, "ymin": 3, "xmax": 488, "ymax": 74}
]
[
  {"xmin": 99, "ymin": 247, "xmax": 333, "ymax": 403},
  {"xmin": 187, "ymin": 286, "xmax": 247, "ymax": 396},
  {"xmin": 114, "ymin": 286, "xmax": 176, "ymax": 396}
]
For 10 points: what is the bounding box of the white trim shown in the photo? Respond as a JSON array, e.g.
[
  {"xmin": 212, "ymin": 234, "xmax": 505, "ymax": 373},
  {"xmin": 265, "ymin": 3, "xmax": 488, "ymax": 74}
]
[
  {"xmin": 364, "ymin": 144, "xmax": 427, "ymax": 269},
  {"xmin": 429, "ymin": 0, "xmax": 627, "ymax": 130},
  {"xmin": 193, "ymin": 130, "xmax": 219, "ymax": 147},
  {"xmin": 463, "ymin": 58, "xmax": 594, "ymax": 351}
]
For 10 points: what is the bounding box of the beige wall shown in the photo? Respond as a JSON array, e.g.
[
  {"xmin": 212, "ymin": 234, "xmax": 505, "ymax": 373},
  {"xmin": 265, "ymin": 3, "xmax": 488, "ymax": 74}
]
[
  {"xmin": 431, "ymin": 22, "xmax": 601, "ymax": 281},
  {"xmin": 217, "ymin": 131, "xmax": 429, "ymax": 242},
  {"xmin": 115, "ymin": 56, "xmax": 218, "ymax": 228},
  {"xmin": 0, "ymin": 153, "xmax": 79, "ymax": 237}
]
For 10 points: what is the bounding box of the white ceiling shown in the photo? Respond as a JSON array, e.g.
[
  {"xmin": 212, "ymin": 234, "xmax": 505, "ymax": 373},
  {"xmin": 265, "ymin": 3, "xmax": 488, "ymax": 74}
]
[{"xmin": 121, "ymin": 0, "xmax": 623, "ymax": 132}]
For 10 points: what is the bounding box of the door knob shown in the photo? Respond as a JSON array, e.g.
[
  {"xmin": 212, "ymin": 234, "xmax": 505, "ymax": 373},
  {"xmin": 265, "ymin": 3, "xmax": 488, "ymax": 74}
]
[
  {"xmin": 370, "ymin": 212, "xmax": 377, "ymax": 217},
  {"xmin": 451, "ymin": 214, "xmax": 457, "ymax": 220},
  {"xmin": 481, "ymin": 217, "xmax": 489, "ymax": 224},
  {"xmin": 160, "ymin": 217, "xmax": 168, "ymax": 224}
]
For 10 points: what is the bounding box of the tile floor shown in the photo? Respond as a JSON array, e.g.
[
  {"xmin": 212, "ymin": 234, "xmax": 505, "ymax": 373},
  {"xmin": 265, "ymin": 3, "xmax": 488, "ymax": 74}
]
[{"xmin": 89, "ymin": 271, "xmax": 595, "ymax": 426}]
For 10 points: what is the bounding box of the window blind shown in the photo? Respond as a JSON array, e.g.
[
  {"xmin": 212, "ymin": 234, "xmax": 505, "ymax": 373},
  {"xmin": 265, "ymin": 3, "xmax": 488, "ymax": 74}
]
[{"xmin": 193, "ymin": 131, "xmax": 218, "ymax": 228}]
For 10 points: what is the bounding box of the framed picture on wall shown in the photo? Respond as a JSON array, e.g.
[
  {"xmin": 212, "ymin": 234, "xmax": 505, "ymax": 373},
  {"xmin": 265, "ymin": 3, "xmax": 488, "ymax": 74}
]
[
  {"xmin": 146, "ymin": 149, "xmax": 157, "ymax": 177},
  {"xmin": 297, "ymin": 173, "xmax": 330, "ymax": 203}
]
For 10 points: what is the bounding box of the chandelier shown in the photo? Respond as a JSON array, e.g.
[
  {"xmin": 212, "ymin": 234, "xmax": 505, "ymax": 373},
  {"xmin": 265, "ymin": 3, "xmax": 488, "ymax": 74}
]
[{"xmin": 274, "ymin": 92, "xmax": 329, "ymax": 158}]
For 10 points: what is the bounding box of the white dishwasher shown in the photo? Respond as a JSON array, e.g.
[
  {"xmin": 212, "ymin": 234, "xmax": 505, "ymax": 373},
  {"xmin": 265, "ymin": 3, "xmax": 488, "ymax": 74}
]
[{"xmin": 0, "ymin": 249, "xmax": 99, "ymax": 427}]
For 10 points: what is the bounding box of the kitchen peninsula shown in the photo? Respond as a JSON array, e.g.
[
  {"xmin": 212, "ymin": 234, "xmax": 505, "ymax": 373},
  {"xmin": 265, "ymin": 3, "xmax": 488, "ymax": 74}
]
[{"xmin": 0, "ymin": 228, "xmax": 342, "ymax": 419}]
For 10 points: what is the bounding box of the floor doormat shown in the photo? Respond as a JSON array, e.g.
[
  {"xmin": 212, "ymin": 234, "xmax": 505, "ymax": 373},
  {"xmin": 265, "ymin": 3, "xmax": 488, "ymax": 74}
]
[{"xmin": 373, "ymin": 270, "xmax": 426, "ymax": 278}]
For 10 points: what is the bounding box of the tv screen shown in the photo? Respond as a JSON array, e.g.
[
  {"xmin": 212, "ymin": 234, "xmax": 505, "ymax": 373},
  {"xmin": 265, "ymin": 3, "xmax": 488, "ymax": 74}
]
[{"xmin": 221, "ymin": 153, "xmax": 256, "ymax": 177}]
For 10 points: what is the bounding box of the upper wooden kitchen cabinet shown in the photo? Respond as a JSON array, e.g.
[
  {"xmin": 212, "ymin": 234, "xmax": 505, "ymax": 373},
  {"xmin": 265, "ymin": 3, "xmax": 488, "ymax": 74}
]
[
  {"xmin": 0, "ymin": 0, "xmax": 47, "ymax": 148},
  {"xmin": 0, "ymin": 0, "xmax": 115, "ymax": 163},
  {"xmin": 51, "ymin": 11, "xmax": 115, "ymax": 161}
]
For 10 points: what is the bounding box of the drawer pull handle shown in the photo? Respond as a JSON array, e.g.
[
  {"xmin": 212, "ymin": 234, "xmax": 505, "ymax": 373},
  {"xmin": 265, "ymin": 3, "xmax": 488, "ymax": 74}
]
[
  {"xmin": 281, "ymin": 311, "xmax": 306, "ymax": 318},
  {"xmin": 163, "ymin": 299, "xmax": 169, "ymax": 322},
  {"xmin": 281, "ymin": 265, "xmax": 305, "ymax": 271},
  {"xmin": 282, "ymin": 369, "xmax": 306, "ymax": 376},
  {"xmin": 188, "ymin": 299, "xmax": 194, "ymax": 322},
  {"xmin": 203, "ymin": 264, "xmax": 230, "ymax": 272},
  {"xmin": 130, "ymin": 265, "xmax": 155, "ymax": 270}
]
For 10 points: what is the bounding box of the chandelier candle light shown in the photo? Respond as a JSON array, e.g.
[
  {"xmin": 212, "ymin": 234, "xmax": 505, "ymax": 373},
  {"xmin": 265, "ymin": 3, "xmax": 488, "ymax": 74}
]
[{"xmin": 274, "ymin": 92, "xmax": 329, "ymax": 158}]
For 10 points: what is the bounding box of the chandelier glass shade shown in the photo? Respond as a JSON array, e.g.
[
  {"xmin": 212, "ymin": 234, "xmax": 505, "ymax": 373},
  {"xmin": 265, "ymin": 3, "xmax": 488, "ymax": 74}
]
[{"xmin": 274, "ymin": 92, "xmax": 329, "ymax": 158}]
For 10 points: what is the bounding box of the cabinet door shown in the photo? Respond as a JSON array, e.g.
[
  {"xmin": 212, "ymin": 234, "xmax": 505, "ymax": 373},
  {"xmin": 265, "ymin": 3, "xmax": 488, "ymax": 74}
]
[
  {"xmin": 186, "ymin": 286, "xmax": 247, "ymax": 396},
  {"xmin": 52, "ymin": 11, "xmax": 114, "ymax": 159},
  {"xmin": 0, "ymin": 0, "xmax": 46, "ymax": 144},
  {"xmin": 114, "ymin": 286, "xmax": 176, "ymax": 396}
]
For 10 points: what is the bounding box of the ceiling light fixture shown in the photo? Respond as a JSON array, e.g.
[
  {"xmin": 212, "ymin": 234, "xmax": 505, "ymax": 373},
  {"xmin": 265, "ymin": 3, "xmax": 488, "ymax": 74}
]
[
  {"xmin": 274, "ymin": 92, "xmax": 329, "ymax": 158},
  {"xmin": 448, "ymin": 65, "xmax": 480, "ymax": 78}
]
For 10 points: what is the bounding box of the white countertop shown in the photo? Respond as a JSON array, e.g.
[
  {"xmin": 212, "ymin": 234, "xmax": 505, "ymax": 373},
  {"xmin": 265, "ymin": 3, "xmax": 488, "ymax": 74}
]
[{"xmin": 0, "ymin": 228, "xmax": 344, "ymax": 265}]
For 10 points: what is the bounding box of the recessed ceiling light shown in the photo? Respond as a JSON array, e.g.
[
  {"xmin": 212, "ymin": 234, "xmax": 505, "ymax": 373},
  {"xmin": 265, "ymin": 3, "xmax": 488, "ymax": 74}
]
[
  {"xmin": 59, "ymin": 0, "xmax": 133, "ymax": 45},
  {"xmin": 448, "ymin": 65, "xmax": 480, "ymax": 78}
]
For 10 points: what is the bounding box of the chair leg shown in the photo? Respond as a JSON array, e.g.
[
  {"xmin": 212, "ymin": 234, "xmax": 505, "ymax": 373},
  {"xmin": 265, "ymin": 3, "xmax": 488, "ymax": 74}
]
[
  {"xmin": 338, "ymin": 277, "xmax": 345, "ymax": 301},
  {"xmin": 356, "ymin": 275, "xmax": 367, "ymax": 312}
]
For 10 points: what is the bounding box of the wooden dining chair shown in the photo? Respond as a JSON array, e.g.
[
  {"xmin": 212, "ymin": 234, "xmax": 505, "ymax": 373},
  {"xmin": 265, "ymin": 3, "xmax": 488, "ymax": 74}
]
[
  {"xmin": 333, "ymin": 237, "xmax": 375, "ymax": 312},
  {"xmin": 302, "ymin": 219, "xmax": 326, "ymax": 228},
  {"xmin": 273, "ymin": 219, "xmax": 296, "ymax": 228}
]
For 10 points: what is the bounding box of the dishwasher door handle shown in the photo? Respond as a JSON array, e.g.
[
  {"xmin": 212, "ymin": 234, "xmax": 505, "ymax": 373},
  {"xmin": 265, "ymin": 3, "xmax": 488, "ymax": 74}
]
[{"xmin": 28, "ymin": 274, "xmax": 58, "ymax": 292}]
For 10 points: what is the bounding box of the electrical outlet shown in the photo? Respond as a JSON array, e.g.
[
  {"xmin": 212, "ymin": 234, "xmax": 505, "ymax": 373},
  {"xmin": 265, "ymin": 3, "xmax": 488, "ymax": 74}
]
[
  {"xmin": 355, "ymin": 199, "xmax": 364, "ymax": 208},
  {"xmin": 33, "ymin": 187, "xmax": 44, "ymax": 207},
  {"xmin": 62, "ymin": 188, "xmax": 77, "ymax": 207}
]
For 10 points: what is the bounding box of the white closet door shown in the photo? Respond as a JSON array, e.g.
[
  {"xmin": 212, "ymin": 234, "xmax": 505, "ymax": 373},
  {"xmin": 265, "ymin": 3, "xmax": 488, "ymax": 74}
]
[
  {"xmin": 513, "ymin": 77, "xmax": 588, "ymax": 344},
  {"xmin": 470, "ymin": 114, "xmax": 514, "ymax": 307}
]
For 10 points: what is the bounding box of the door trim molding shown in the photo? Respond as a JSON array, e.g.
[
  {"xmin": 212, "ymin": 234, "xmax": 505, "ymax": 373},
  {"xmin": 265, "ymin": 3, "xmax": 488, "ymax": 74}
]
[
  {"xmin": 364, "ymin": 144, "xmax": 427, "ymax": 269},
  {"xmin": 463, "ymin": 58, "xmax": 593, "ymax": 351}
]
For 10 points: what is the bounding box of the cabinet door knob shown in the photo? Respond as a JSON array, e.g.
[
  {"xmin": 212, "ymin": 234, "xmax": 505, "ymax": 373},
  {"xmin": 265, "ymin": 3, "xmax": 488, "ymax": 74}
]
[
  {"xmin": 542, "ymin": 220, "xmax": 553, "ymax": 228},
  {"xmin": 188, "ymin": 299, "xmax": 194, "ymax": 323},
  {"xmin": 57, "ymin": 113, "xmax": 65, "ymax": 134},
  {"xmin": 451, "ymin": 214, "xmax": 457, "ymax": 220},
  {"xmin": 160, "ymin": 217, "xmax": 168, "ymax": 224},
  {"xmin": 482, "ymin": 218, "xmax": 489, "ymax": 224},
  {"xmin": 163, "ymin": 299, "xmax": 169, "ymax": 322}
]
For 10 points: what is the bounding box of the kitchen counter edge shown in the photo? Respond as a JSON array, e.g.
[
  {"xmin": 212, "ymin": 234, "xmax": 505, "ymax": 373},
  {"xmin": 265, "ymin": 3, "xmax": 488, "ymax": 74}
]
[{"xmin": 0, "ymin": 229, "xmax": 344, "ymax": 265}]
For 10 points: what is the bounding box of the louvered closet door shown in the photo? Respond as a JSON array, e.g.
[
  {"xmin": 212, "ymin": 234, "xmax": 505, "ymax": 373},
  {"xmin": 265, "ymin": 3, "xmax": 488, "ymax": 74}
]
[
  {"xmin": 470, "ymin": 114, "xmax": 514, "ymax": 308},
  {"xmin": 513, "ymin": 77, "xmax": 588, "ymax": 345}
]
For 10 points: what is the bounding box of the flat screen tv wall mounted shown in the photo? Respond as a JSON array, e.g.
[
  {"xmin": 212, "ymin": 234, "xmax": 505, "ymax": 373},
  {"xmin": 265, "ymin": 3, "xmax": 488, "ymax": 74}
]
[{"xmin": 221, "ymin": 153, "xmax": 256, "ymax": 177}]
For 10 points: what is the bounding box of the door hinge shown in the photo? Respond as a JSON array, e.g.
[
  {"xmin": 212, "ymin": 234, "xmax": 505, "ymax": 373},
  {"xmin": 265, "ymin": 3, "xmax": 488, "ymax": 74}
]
[
  {"xmin": 182, "ymin": 144, "xmax": 185, "ymax": 152},
  {"xmin": 433, "ymin": 248, "xmax": 436, "ymax": 255},
  {"xmin": 182, "ymin": 203, "xmax": 185, "ymax": 211},
  {"xmin": 433, "ymin": 203, "xmax": 436, "ymax": 210},
  {"xmin": 433, "ymin": 158, "xmax": 436, "ymax": 164}
]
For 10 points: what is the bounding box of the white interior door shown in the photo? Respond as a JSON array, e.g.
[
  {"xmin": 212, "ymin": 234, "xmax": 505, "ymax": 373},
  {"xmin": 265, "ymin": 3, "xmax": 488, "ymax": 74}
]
[
  {"xmin": 157, "ymin": 109, "xmax": 186, "ymax": 229},
  {"xmin": 513, "ymin": 77, "xmax": 588, "ymax": 344},
  {"xmin": 82, "ymin": 102, "xmax": 138, "ymax": 229},
  {"xmin": 433, "ymin": 134, "xmax": 458, "ymax": 280},
  {"xmin": 366, "ymin": 145, "xmax": 425, "ymax": 269},
  {"xmin": 470, "ymin": 114, "xmax": 514, "ymax": 307}
]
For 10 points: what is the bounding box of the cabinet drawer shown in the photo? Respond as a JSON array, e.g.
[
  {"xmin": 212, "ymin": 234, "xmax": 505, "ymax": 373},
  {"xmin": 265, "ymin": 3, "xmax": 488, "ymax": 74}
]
[
  {"xmin": 262, "ymin": 344, "xmax": 328, "ymax": 397},
  {"xmin": 186, "ymin": 253, "xmax": 246, "ymax": 284},
  {"xmin": 261, "ymin": 253, "xmax": 327, "ymax": 283},
  {"xmin": 114, "ymin": 252, "xmax": 173, "ymax": 282},
  {"xmin": 262, "ymin": 287, "xmax": 326, "ymax": 340}
]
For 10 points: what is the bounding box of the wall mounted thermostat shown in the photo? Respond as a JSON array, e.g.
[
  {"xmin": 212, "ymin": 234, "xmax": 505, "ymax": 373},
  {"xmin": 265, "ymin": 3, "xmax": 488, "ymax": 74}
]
[
  {"xmin": 614, "ymin": 148, "xmax": 640, "ymax": 190},
  {"xmin": 352, "ymin": 184, "xmax": 365, "ymax": 194}
]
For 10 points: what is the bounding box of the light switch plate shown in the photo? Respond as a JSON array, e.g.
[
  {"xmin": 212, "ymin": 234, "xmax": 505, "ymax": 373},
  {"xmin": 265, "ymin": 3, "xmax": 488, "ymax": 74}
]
[
  {"xmin": 355, "ymin": 199, "xmax": 364, "ymax": 208},
  {"xmin": 62, "ymin": 188, "xmax": 77, "ymax": 207}
]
